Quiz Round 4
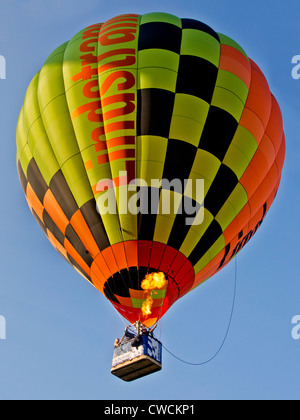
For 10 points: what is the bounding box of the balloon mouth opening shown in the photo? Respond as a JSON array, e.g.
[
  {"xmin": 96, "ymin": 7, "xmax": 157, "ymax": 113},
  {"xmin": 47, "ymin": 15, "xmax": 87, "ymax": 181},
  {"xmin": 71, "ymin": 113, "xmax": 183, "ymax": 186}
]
[
  {"xmin": 90, "ymin": 242, "xmax": 195, "ymax": 326},
  {"xmin": 100, "ymin": 266, "xmax": 182, "ymax": 327},
  {"xmin": 104, "ymin": 268, "xmax": 170, "ymax": 324}
]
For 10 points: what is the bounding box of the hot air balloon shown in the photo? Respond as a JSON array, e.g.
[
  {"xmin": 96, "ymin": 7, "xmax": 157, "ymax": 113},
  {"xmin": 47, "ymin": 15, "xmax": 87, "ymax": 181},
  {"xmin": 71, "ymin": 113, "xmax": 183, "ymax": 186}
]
[{"xmin": 16, "ymin": 12, "xmax": 285, "ymax": 380}]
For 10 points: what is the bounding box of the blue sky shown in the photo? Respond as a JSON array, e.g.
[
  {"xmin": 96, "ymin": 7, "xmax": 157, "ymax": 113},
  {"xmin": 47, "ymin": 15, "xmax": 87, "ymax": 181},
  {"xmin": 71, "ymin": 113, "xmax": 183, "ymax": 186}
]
[{"xmin": 0, "ymin": 0, "xmax": 299, "ymax": 400}]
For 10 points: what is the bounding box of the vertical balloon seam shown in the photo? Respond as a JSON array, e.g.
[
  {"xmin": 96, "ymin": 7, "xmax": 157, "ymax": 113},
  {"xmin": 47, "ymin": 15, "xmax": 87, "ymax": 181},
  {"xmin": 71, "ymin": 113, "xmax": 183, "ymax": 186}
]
[
  {"xmin": 150, "ymin": 14, "xmax": 183, "ymax": 320},
  {"xmin": 137, "ymin": 15, "xmax": 180, "ymax": 319},
  {"xmin": 109, "ymin": 15, "xmax": 141, "ymax": 300},
  {"xmin": 158, "ymin": 16, "xmax": 217, "ymax": 300},
  {"xmin": 95, "ymin": 19, "xmax": 127, "ymax": 299},
  {"xmin": 135, "ymin": 15, "xmax": 164, "ymax": 322},
  {"xmin": 130, "ymin": 13, "xmax": 165, "ymax": 322},
  {"xmin": 178, "ymin": 27, "xmax": 223, "ymax": 279},
  {"xmin": 144, "ymin": 16, "xmax": 221, "ymax": 298},
  {"xmin": 156, "ymin": 18, "xmax": 199, "ymax": 268},
  {"xmin": 138, "ymin": 12, "xmax": 182, "ymax": 319},
  {"xmin": 92, "ymin": 16, "xmax": 140, "ymax": 311},
  {"xmin": 95, "ymin": 18, "xmax": 137, "ymax": 302}
]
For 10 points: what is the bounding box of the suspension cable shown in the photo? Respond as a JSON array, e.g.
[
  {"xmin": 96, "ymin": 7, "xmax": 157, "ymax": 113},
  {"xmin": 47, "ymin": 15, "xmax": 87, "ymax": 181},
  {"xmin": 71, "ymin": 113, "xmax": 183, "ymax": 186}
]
[{"xmin": 162, "ymin": 256, "xmax": 238, "ymax": 366}]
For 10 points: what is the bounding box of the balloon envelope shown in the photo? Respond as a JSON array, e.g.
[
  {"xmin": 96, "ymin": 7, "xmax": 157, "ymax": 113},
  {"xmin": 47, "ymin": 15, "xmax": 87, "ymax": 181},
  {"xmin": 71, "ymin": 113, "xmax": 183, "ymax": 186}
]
[{"xmin": 16, "ymin": 12, "xmax": 285, "ymax": 327}]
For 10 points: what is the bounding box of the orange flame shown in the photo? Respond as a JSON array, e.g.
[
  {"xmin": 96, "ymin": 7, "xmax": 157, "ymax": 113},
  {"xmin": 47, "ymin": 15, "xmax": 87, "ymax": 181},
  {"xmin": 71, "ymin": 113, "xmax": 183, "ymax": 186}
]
[{"xmin": 141, "ymin": 272, "xmax": 167, "ymax": 317}]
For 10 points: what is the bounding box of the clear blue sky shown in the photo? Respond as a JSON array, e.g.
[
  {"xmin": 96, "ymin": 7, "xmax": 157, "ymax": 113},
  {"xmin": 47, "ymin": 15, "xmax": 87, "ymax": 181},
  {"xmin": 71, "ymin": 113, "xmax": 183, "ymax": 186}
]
[{"xmin": 0, "ymin": 0, "xmax": 299, "ymax": 400}]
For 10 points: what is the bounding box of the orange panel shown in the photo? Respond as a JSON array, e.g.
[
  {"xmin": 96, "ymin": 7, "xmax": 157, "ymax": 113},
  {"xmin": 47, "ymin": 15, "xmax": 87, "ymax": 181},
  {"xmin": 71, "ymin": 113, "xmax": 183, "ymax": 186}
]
[
  {"xmin": 239, "ymin": 107, "xmax": 265, "ymax": 145},
  {"xmin": 245, "ymin": 60, "xmax": 272, "ymax": 129},
  {"xmin": 43, "ymin": 189, "xmax": 69, "ymax": 235},
  {"xmin": 222, "ymin": 214, "xmax": 242, "ymax": 245},
  {"xmin": 178, "ymin": 267, "xmax": 195, "ymax": 289},
  {"xmin": 93, "ymin": 252, "xmax": 112, "ymax": 279},
  {"xmin": 276, "ymin": 136, "xmax": 286, "ymax": 172},
  {"xmin": 85, "ymin": 159, "xmax": 93, "ymax": 171},
  {"xmin": 174, "ymin": 259, "xmax": 195, "ymax": 285},
  {"xmin": 26, "ymin": 183, "xmax": 44, "ymax": 222},
  {"xmin": 239, "ymin": 161, "xmax": 260, "ymax": 198},
  {"xmin": 111, "ymin": 242, "xmax": 128, "ymax": 271},
  {"xmin": 99, "ymin": 22, "xmax": 138, "ymax": 36},
  {"xmin": 193, "ymin": 251, "xmax": 224, "ymax": 288},
  {"xmin": 70, "ymin": 210, "xmax": 100, "ymax": 258},
  {"xmin": 114, "ymin": 295, "xmax": 133, "ymax": 307},
  {"xmin": 149, "ymin": 242, "xmax": 167, "ymax": 270},
  {"xmin": 64, "ymin": 238, "xmax": 90, "ymax": 276},
  {"xmin": 259, "ymin": 133, "xmax": 276, "ymax": 172},
  {"xmin": 159, "ymin": 247, "xmax": 177, "ymax": 273},
  {"xmin": 168, "ymin": 252, "xmax": 189, "ymax": 278},
  {"xmin": 90, "ymin": 260, "xmax": 106, "ymax": 294},
  {"xmin": 266, "ymin": 95, "xmax": 284, "ymax": 155},
  {"xmin": 248, "ymin": 206, "xmax": 266, "ymax": 232},
  {"xmin": 151, "ymin": 298, "xmax": 165, "ymax": 308},
  {"xmin": 248, "ymin": 163, "xmax": 279, "ymax": 217},
  {"xmin": 248, "ymin": 192, "xmax": 267, "ymax": 222},
  {"xmin": 219, "ymin": 44, "xmax": 251, "ymax": 88},
  {"xmin": 138, "ymin": 240, "xmax": 152, "ymax": 268},
  {"xmin": 97, "ymin": 153, "xmax": 109, "ymax": 165},
  {"xmin": 46, "ymin": 229, "xmax": 68, "ymax": 259},
  {"xmin": 240, "ymin": 149, "xmax": 268, "ymax": 197},
  {"xmin": 129, "ymin": 289, "xmax": 148, "ymax": 300},
  {"xmin": 265, "ymin": 185, "xmax": 278, "ymax": 212},
  {"xmin": 101, "ymin": 247, "xmax": 119, "ymax": 274},
  {"xmin": 124, "ymin": 241, "xmax": 138, "ymax": 268},
  {"xmin": 178, "ymin": 269, "xmax": 198, "ymax": 297}
]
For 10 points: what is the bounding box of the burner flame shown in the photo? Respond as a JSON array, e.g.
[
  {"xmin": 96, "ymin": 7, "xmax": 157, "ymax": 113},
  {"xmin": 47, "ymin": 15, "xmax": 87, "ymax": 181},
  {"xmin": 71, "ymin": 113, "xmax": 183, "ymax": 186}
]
[{"xmin": 141, "ymin": 272, "xmax": 167, "ymax": 317}]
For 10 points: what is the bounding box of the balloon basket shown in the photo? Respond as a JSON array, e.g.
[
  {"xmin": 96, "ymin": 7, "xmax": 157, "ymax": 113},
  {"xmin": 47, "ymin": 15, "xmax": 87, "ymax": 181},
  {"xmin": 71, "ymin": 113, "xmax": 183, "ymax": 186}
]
[{"xmin": 111, "ymin": 335, "xmax": 162, "ymax": 382}]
